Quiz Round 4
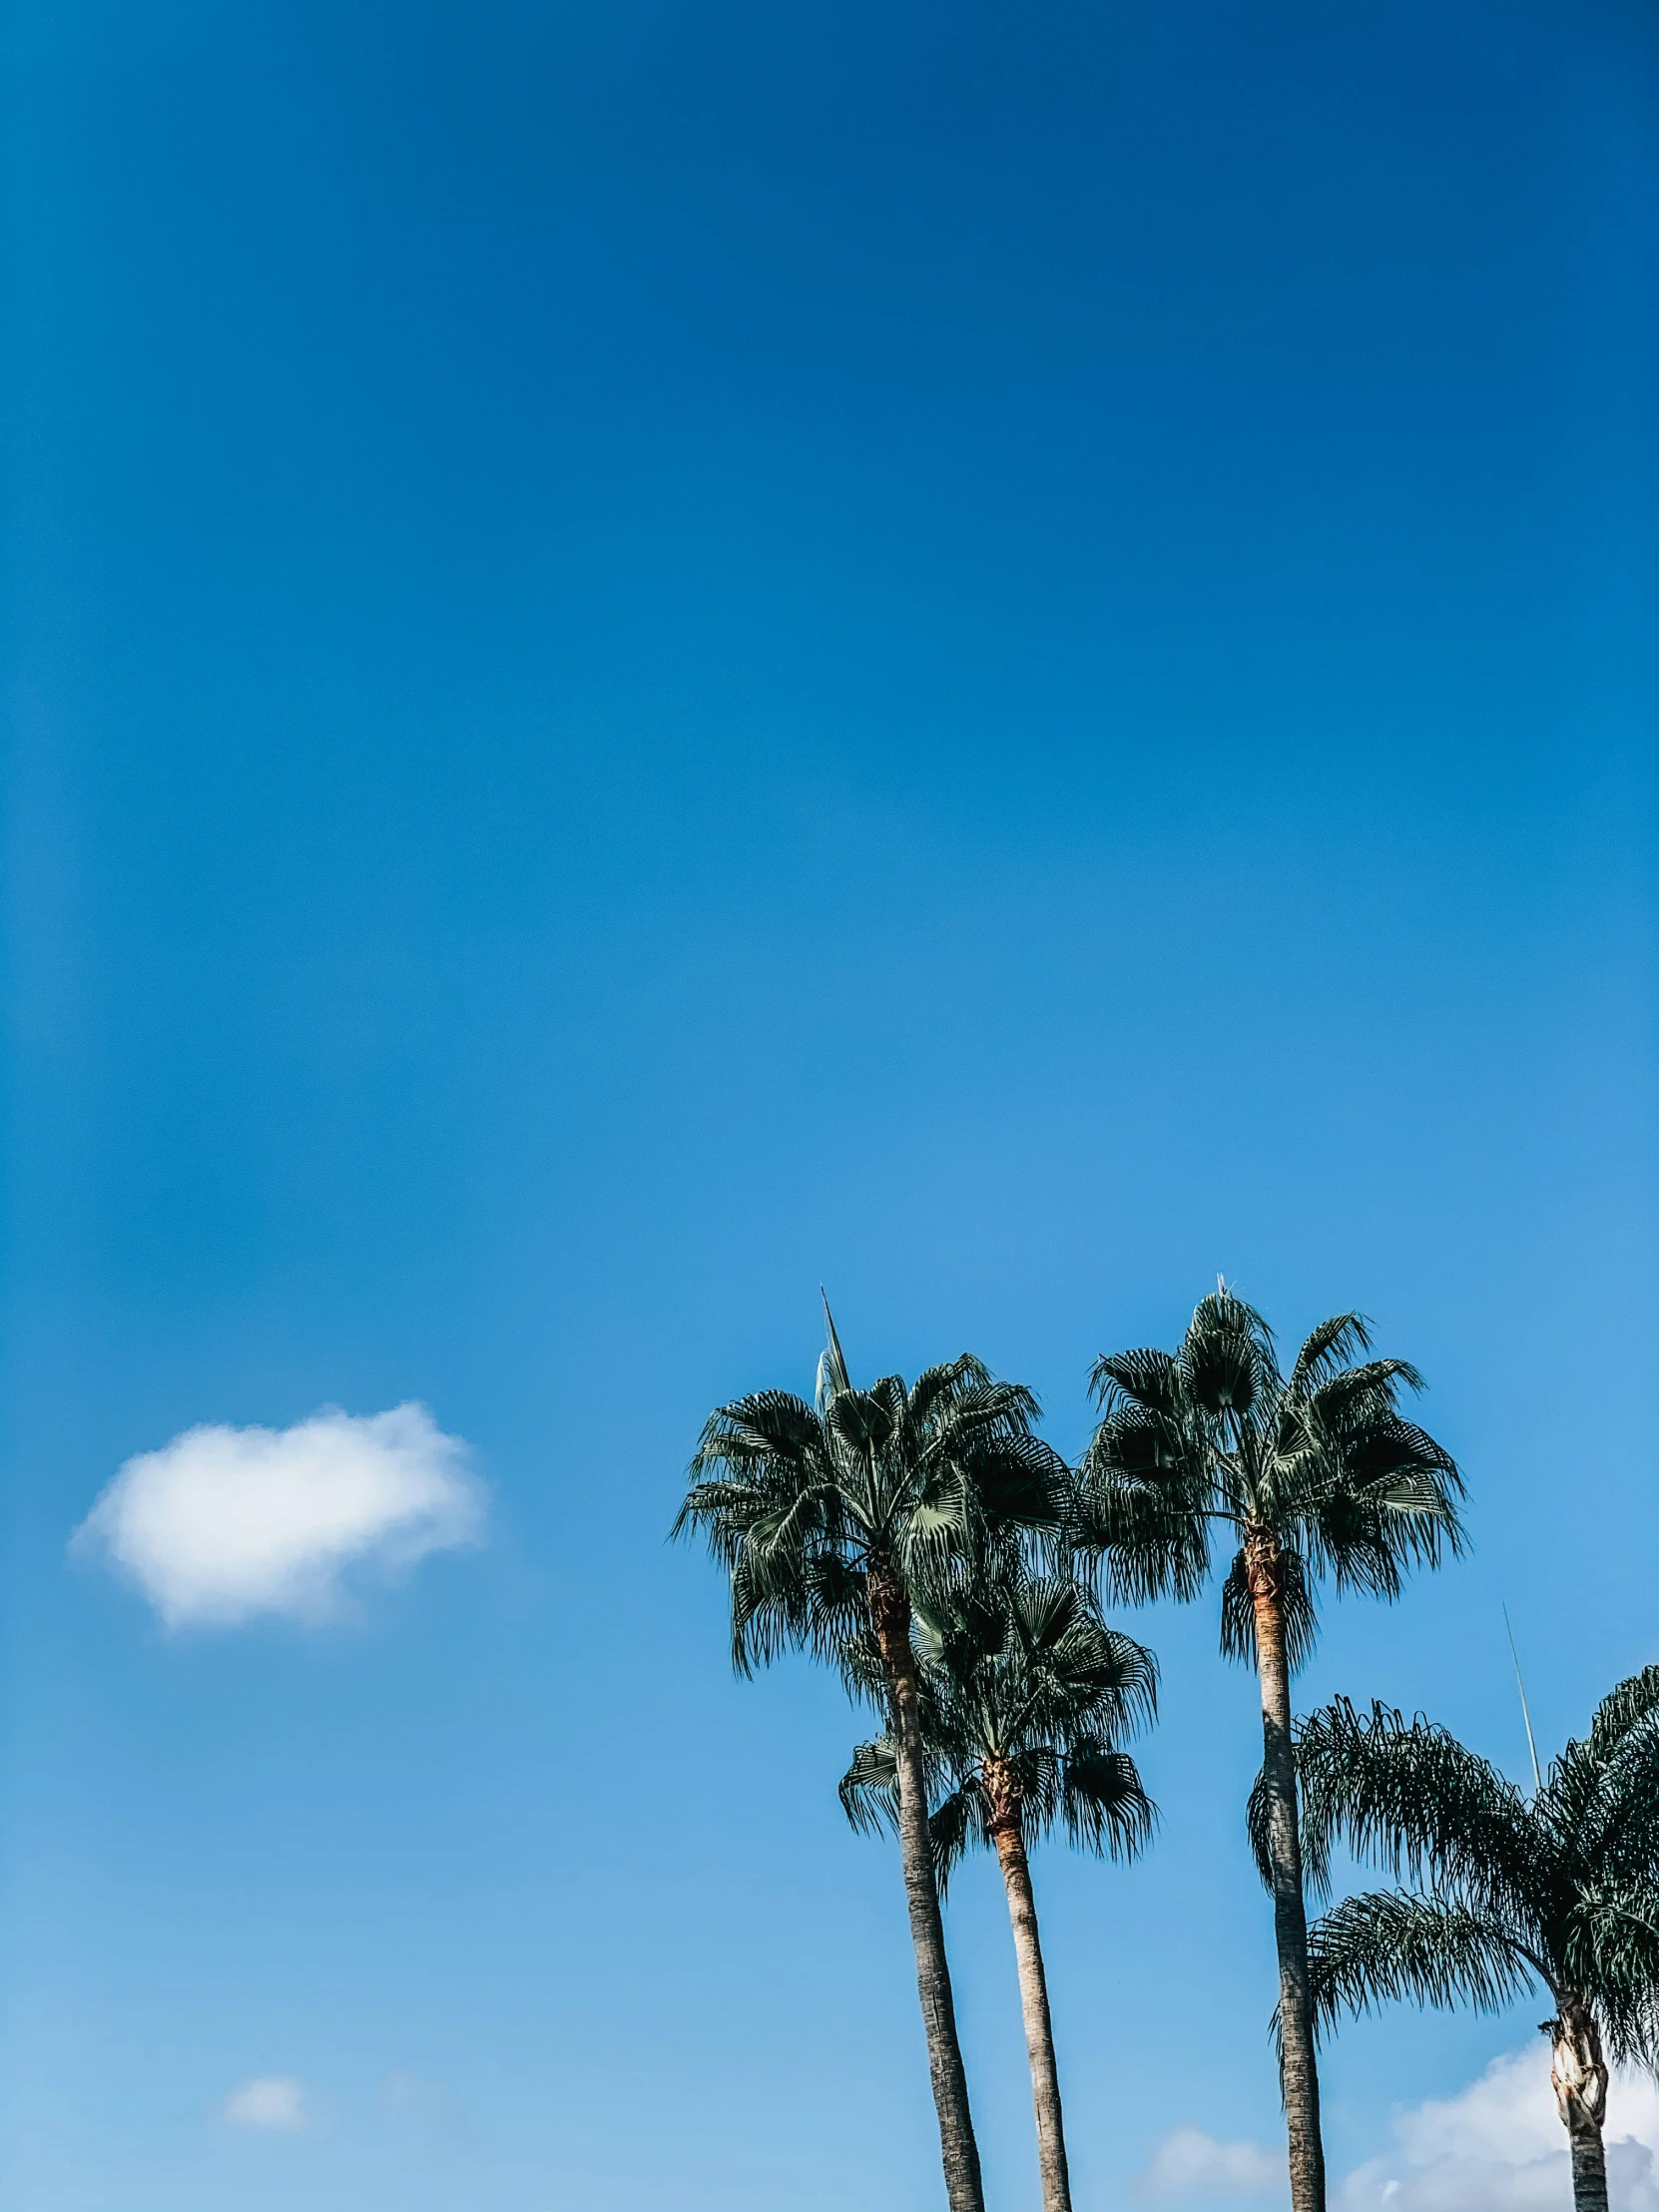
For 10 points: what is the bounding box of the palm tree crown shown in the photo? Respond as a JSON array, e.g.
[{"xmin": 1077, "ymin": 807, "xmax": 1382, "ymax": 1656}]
[
  {"xmin": 1296, "ymin": 1670, "xmax": 1659, "ymax": 2062},
  {"xmin": 839, "ymin": 1573, "xmax": 1158, "ymax": 1879},
  {"xmin": 675, "ymin": 1319, "xmax": 1066, "ymax": 1677},
  {"xmin": 1075, "ymin": 1287, "xmax": 1465, "ymax": 1661}
]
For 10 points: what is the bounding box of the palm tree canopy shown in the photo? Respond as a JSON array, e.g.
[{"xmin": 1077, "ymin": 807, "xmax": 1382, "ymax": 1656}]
[
  {"xmin": 840, "ymin": 1573, "xmax": 1159, "ymax": 1884},
  {"xmin": 674, "ymin": 1317, "xmax": 1068, "ymax": 1677},
  {"xmin": 1075, "ymin": 1287, "xmax": 1464, "ymax": 1668},
  {"xmin": 1291, "ymin": 1669, "xmax": 1659, "ymax": 2064}
]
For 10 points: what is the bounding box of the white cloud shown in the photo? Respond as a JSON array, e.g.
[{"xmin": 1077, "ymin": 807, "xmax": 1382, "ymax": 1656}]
[
  {"xmin": 73, "ymin": 1402, "xmax": 484, "ymax": 1627},
  {"xmin": 1338, "ymin": 2042, "xmax": 1659, "ymax": 2212},
  {"xmin": 221, "ymin": 2075, "xmax": 307, "ymax": 2130},
  {"xmin": 1138, "ymin": 2126, "xmax": 1286, "ymax": 2200}
]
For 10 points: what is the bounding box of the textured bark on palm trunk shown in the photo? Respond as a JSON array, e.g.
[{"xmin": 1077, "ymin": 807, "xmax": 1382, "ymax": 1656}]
[
  {"xmin": 867, "ymin": 1565, "xmax": 986, "ymax": 2212},
  {"xmin": 1550, "ymin": 1998, "xmax": 1610, "ymax": 2212},
  {"xmin": 1247, "ymin": 1531, "xmax": 1326, "ymax": 2212},
  {"xmin": 985, "ymin": 1763, "xmax": 1073, "ymax": 2212},
  {"xmin": 1567, "ymin": 2122, "xmax": 1610, "ymax": 2212}
]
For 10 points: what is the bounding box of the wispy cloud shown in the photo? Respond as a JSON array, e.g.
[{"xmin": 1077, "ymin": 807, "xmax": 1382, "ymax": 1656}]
[
  {"xmin": 73, "ymin": 1402, "xmax": 484, "ymax": 1627},
  {"xmin": 1338, "ymin": 2043, "xmax": 1659, "ymax": 2212},
  {"xmin": 221, "ymin": 2076, "xmax": 308, "ymax": 2131},
  {"xmin": 1136, "ymin": 2126, "xmax": 1286, "ymax": 2200}
]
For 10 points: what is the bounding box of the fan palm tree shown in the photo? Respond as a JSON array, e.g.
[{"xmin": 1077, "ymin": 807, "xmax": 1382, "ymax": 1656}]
[
  {"xmin": 840, "ymin": 1573, "xmax": 1158, "ymax": 2212},
  {"xmin": 1293, "ymin": 1670, "xmax": 1659, "ymax": 2212},
  {"xmin": 1073, "ymin": 1286, "xmax": 1464, "ymax": 2212},
  {"xmin": 673, "ymin": 1308, "xmax": 1066, "ymax": 2212}
]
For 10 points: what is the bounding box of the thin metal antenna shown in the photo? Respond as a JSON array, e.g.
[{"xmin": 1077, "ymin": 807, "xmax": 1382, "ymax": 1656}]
[{"xmin": 1502, "ymin": 1602, "xmax": 1543, "ymax": 1797}]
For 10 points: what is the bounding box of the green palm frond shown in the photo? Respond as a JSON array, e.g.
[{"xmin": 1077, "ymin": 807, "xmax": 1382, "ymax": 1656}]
[
  {"xmin": 1088, "ymin": 1347, "xmax": 1184, "ymax": 1417},
  {"xmin": 1179, "ymin": 1288, "xmax": 1279, "ymax": 1420},
  {"xmin": 1070, "ymin": 1428, "xmax": 1213, "ymax": 1609},
  {"xmin": 1307, "ymin": 1891, "xmax": 1536, "ymax": 2034},
  {"xmin": 1289, "ymin": 1314, "xmax": 1374, "ymax": 1393},
  {"xmin": 1061, "ymin": 1741, "xmax": 1158, "ymax": 1859},
  {"xmin": 1565, "ymin": 1881, "xmax": 1659, "ymax": 2067},
  {"xmin": 839, "ymin": 1737, "xmax": 902, "ymax": 1836},
  {"xmin": 1296, "ymin": 1697, "xmax": 1537, "ymax": 1922},
  {"xmin": 1588, "ymin": 1666, "xmax": 1659, "ymax": 1762},
  {"xmin": 816, "ymin": 1295, "xmax": 853, "ymax": 1409},
  {"xmin": 1541, "ymin": 1691, "xmax": 1659, "ymax": 1901},
  {"xmin": 928, "ymin": 1782, "xmax": 994, "ymax": 1893}
]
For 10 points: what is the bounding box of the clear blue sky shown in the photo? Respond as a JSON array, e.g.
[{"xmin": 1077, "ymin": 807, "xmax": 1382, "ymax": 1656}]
[{"xmin": 5, "ymin": 2, "xmax": 1656, "ymax": 2207}]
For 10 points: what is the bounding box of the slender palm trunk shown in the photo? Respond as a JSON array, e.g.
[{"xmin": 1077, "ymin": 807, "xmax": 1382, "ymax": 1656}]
[
  {"xmin": 984, "ymin": 1766, "xmax": 1072, "ymax": 2212},
  {"xmin": 1550, "ymin": 1999, "xmax": 1610, "ymax": 2212},
  {"xmin": 866, "ymin": 1564, "xmax": 985, "ymax": 2212},
  {"xmin": 1247, "ymin": 1530, "xmax": 1326, "ymax": 2212},
  {"xmin": 1567, "ymin": 2123, "xmax": 1610, "ymax": 2212}
]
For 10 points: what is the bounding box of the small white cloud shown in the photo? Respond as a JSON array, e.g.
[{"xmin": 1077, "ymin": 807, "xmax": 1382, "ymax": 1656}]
[
  {"xmin": 73, "ymin": 1402, "xmax": 484, "ymax": 1627},
  {"xmin": 1338, "ymin": 2043, "xmax": 1659, "ymax": 2212},
  {"xmin": 221, "ymin": 2075, "xmax": 307, "ymax": 2131},
  {"xmin": 1138, "ymin": 2126, "xmax": 1286, "ymax": 2201}
]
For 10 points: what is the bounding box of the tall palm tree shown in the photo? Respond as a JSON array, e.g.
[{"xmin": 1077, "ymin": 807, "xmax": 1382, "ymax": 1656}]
[
  {"xmin": 673, "ymin": 1309, "xmax": 1066, "ymax": 2212},
  {"xmin": 1293, "ymin": 1671, "xmax": 1659, "ymax": 2212},
  {"xmin": 1073, "ymin": 1287, "xmax": 1464, "ymax": 2212},
  {"xmin": 840, "ymin": 1572, "xmax": 1157, "ymax": 2212}
]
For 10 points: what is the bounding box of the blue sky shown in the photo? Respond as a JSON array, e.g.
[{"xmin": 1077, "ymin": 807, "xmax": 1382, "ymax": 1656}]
[{"xmin": 5, "ymin": 1, "xmax": 1657, "ymax": 2207}]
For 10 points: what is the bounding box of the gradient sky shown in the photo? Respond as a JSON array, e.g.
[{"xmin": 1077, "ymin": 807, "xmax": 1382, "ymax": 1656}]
[{"xmin": 6, "ymin": 2, "xmax": 1658, "ymax": 2208}]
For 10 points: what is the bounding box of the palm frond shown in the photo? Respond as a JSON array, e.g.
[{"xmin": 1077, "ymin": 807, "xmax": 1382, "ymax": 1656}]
[
  {"xmin": 1088, "ymin": 1347, "xmax": 1183, "ymax": 1417},
  {"xmin": 1296, "ymin": 1697, "xmax": 1539, "ymax": 1924},
  {"xmin": 1070, "ymin": 1434, "xmax": 1213, "ymax": 1608},
  {"xmin": 817, "ymin": 1296, "xmax": 853, "ymax": 1410},
  {"xmin": 1565, "ymin": 1881, "xmax": 1659, "ymax": 2068},
  {"xmin": 839, "ymin": 1737, "xmax": 901, "ymax": 1836},
  {"xmin": 1290, "ymin": 1314, "xmax": 1374, "ymax": 1393},
  {"xmin": 929, "ymin": 1781, "xmax": 986, "ymax": 1892},
  {"xmin": 1307, "ymin": 1891, "xmax": 1536, "ymax": 2035},
  {"xmin": 1061, "ymin": 1742, "xmax": 1157, "ymax": 1859},
  {"xmin": 1588, "ymin": 1667, "xmax": 1659, "ymax": 1763},
  {"xmin": 1179, "ymin": 1288, "xmax": 1280, "ymax": 1419},
  {"xmin": 1543, "ymin": 1680, "xmax": 1659, "ymax": 1890}
]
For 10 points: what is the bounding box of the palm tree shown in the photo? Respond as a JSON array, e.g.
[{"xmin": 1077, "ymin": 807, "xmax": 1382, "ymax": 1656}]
[
  {"xmin": 840, "ymin": 1572, "xmax": 1158, "ymax": 2212},
  {"xmin": 673, "ymin": 1308, "xmax": 1066, "ymax": 2212},
  {"xmin": 1293, "ymin": 1670, "xmax": 1659, "ymax": 2212},
  {"xmin": 1073, "ymin": 1286, "xmax": 1464, "ymax": 2212}
]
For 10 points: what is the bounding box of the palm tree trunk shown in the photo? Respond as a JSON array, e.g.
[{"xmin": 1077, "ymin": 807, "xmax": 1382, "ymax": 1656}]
[
  {"xmin": 1550, "ymin": 1999, "xmax": 1610, "ymax": 2212},
  {"xmin": 1247, "ymin": 1531, "xmax": 1325, "ymax": 2212},
  {"xmin": 985, "ymin": 1775, "xmax": 1072, "ymax": 2212},
  {"xmin": 866, "ymin": 1564, "xmax": 986, "ymax": 2212},
  {"xmin": 1567, "ymin": 2122, "xmax": 1610, "ymax": 2212}
]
